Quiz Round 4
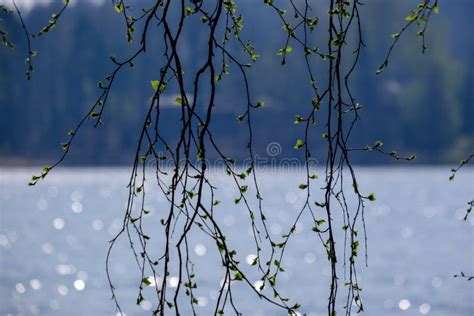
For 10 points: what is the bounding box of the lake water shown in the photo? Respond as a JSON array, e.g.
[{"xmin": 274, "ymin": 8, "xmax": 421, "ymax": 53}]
[{"xmin": 0, "ymin": 167, "xmax": 473, "ymax": 316}]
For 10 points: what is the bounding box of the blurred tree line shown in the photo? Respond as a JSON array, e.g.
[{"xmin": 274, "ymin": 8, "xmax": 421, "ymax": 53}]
[{"xmin": 0, "ymin": 0, "xmax": 472, "ymax": 165}]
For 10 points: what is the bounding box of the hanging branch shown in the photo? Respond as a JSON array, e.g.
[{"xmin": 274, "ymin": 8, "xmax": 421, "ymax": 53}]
[
  {"xmin": 11, "ymin": 0, "xmax": 35, "ymax": 79},
  {"xmin": 12, "ymin": 0, "xmax": 443, "ymax": 315},
  {"xmin": 0, "ymin": 5, "xmax": 16, "ymax": 49},
  {"xmin": 449, "ymin": 154, "xmax": 474, "ymax": 221},
  {"xmin": 376, "ymin": 0, "xmax": 439, "ymax": 74}
]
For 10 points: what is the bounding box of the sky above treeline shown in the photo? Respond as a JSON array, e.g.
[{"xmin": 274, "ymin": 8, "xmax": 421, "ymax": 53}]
[{"xmin": 0, "ymin": 0, "xmax": 107, "ymax": 13}]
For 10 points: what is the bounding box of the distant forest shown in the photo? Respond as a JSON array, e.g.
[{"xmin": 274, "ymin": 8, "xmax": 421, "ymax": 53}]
[{"xmin": 1, "ymin": 0, "xmax": 472, "ymax": 165}]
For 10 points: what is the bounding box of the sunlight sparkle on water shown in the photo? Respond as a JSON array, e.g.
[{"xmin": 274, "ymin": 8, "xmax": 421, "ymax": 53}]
[
  {"xmin": 419, "ymin": 303, "xmax": 431, "ymax": 314},
  {"xmin": 253, "ymin": 280, "xmax": 264, "ymax": 292},
  {"xmin": 169, "ymin": 276, "xmax": 179, "ymax": 288},
  {"xmin": 194, "ymin": 243, "xmax": 206, "ymax": 256},
  {"xmin": 15, "ymin": 283, "xmax": 26, "ymax": 294},
  {"xmin": 0, "ymin": 234, "xmax": 9, "ymax": 248},
  {"xmin": 57, "ymin": 285, "xmax": 68, "ymax": 296},
  {"xmin": 71, "ymin": 201, "xmax": 83, "ymax": 213},
  {"xmin": 246, "ymin": 254, "xmax": 257, "ymax": 265},
  {"xmin": 197, "ymin": 296, "xmax": 208, "ymax": 307},
  {"xmin": 56, "ymin": 264, "xmax": 75, "ymax": 275},
  {"xmin": 399, "ymin": 299, "xmax": 410, "ymax": 310},
  {"xmin": 92, "ymin": 219, "xmax": 104, "ymax": 231},
  {"xmin": 73, "ymin": 279, "xmax": 85, "ymax": 291},
  {"xmin": 52, "ymin": 218, "xmax": 65, "ymax": 230},
  {"xmin": 29, "ymin": 279, "xmax": 41, "ymax": 290},
  {"xmin": 141, "ymin": 300, "xmax": 152, "ymax": 311}
]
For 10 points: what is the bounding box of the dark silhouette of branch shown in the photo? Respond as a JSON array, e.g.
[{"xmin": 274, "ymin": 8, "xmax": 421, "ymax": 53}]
[{"xmin": 8, "ymin": 0, "xmax": 448, "ymax": 315}]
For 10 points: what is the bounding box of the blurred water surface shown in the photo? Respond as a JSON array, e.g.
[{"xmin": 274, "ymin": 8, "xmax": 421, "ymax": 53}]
[{"xmin": 0, "ymin": 167, "xmax": 473, "ymax": 316}]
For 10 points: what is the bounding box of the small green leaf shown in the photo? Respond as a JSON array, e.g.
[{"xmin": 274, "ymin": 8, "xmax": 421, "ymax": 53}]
[
  {"xmin": 292, "ymin": 303, "xmax": 301, "ymax": 309},
  {"xmin": 136, "ymin": 295, "xmax": 144, "ymax": 305},
  {"xmin": 294, "ymin": 139, "xmax": 304, "ymax": 149},
  {"xmin": 142, "ymin": 278, "xmax": 152, "ymax": 286},
  {"xmin": 315, "ymin": 219, "xmax": 325, "ymax": 225},
  {"xmin": 233, "ymin": 272, "xmax": 244, "ymax": 281},
  {"xmin": 173, "ymin": 97, "xmax": 183, "ymax": 106},
  {"xmin": 367, "ymin": 193, "xmax": 376, "ymax": 201},
  {"xmin": 294, "ymin": 115, "xmax": 302, "ymax": 124},
  {"xmin": 298, "ymin": 183, "xmax": 308, "ymax": 190},
  {"xmin": 114, "ymin": 4, "xmax": 123, "ymax": 14},
  {"xmin": 375, "ymin": 60, "xmax": 388, "ymax": 75},
  {"xmin": 151, "ymin": 80, "xmax": 167, "ymax": 93}
]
